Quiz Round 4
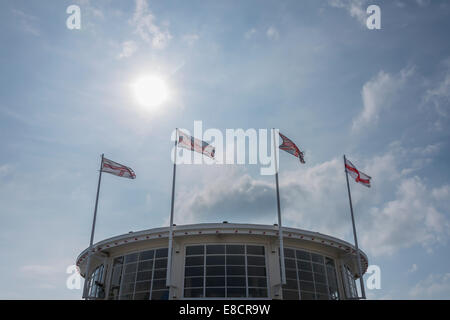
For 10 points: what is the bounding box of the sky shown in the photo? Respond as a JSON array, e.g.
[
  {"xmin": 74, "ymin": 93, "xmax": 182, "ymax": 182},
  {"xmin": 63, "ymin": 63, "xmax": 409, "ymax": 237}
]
[{"xmin": 0, "ymin": 0, "xmax": 449, "ymax": 300}]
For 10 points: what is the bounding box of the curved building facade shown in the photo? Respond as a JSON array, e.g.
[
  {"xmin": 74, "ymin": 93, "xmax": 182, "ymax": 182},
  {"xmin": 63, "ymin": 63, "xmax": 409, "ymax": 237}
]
[{"xmin": 76, "ymin": 223, "xmax": 368, "ymax": 300}]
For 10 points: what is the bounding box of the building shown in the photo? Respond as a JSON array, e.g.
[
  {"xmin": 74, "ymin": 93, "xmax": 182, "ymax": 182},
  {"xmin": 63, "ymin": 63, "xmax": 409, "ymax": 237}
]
[{"xmin": 76, "ymin": 223, "xmax": 368, "ymax": 300}]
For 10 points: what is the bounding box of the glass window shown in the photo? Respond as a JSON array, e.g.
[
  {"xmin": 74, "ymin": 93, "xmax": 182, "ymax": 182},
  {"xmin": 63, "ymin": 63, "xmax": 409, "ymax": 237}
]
[
  {"xmin": 206, "ymin": 288, "xmax": 225, "ymax": 297},
  {"xmin": 247, "ymin": 266, "xmax": 266, "ymax": 277},
  {"xmin": 226, "ymin": 255, "xmax": 245, "ymax": 266},
  {"xmin": 108, "ymin": 247, "xmax": 169, "ymax": 300},
  {"xmin": 344, "ymin": 265, "xmax": 358, "ymax": 299},
  {"xmin": 284, "ymin": 248, "xmax": 295, "ymax": 258},
  {"xmin": 206, "ymin": 256, "xmax": 225, "ymax": 265},
  {"xmin": 206, "ymin": 245, "xmax": 225, "ymax": 255},
  {"xmin": 185, "ymin": 266, "xmax": 204, "ymax": 277},
  {"xmin": 227, "ymin": 287, "xmax": 246, "ymax": 297},
  {"xmin": 153, "ymin": 269, "xmax": 167, "ymax": 279},
  {"xmin": 326, "ymin": 258, "xmax": 339, "ymax": 300},
  {"xmin": 206, "ymin": 266, "xmax": 225, "ymax": 276},
  {"xmin": 109, "ymin": 258, "xmax": 123, "ymax": 300},
  {"xmin": 125, "ymin": 253, "xmax": 138, "ymax": 264},
  {"xmin": 281, "ymin": 248, "xmax": 340, "ymax": 300},
  {"xmin": 184, "ymin": 288, "xmax": 203, "ymax": 298},
  {"xmin": 185, "ymin": 277, "xmax": 203, "ymax": 288},
  {"xmin": 139, "ymin": 250, "xmax": 154, "ymax": 261},
  {"xmin": 248, "ymin": 288, "xmax": 267, "ymax": 298},
  {"xmin": 138, "ymin": 260, "xmax": 153, "ymax": 272},
  {"xmin": 184, "ymin": 244, "xmax": 268, "ymax": 298},
  {"xmin": 296, "ymin": 250, "xmax": 311, "ymax": 261},
  {"xmin": 226, "ymin": 245, "xmax": 245, "ymax": 255},
  {"xmin": 151, "ymin": 290, "xmax": 169, "ymax": 300},
  {"xmin": 227, "ymin": 277, "xmax": 246, "ymax": 287},
  {"xmin": 155, "ymin": 248, "xmax": 168, "ymax": 258},
  {"xmin": 186, "ymin": 256, "xmax": 204, "ymax": 266},
  {"xmin": 186, "ymin": 245, "xmax": 204, "ymax": 256},
  {"xmin": 227, "ymin": 266, "xmax": 245, "ymax": 276},
  {"xmin": 247, "ymin": 256, "xmax": 265, "ymax": 266},
  {"xmin": 247, "ymin": 245, "xmax": 264, "ymax": 256},
  {"xmin": 206, "ymin": 277, "xmax": 225, "ymax": 287},
  {"xmin": 87, "ymin": 264, "xmax": 105, "ymax": 299},
  {"xmin": 283, "ymin": 290, "xmax": 299, "ymax": 300}
]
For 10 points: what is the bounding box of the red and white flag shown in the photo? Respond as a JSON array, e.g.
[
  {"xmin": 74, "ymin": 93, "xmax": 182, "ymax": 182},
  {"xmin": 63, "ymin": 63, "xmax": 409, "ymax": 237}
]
[
  {"xmin": 178, "ymin": 130, "xmax": 215, "ymax": 159},
  {"xmin": 101, "ymin": 158, "xmax": 136, "ymax": 179},
  {"xmin": 345, "ymin": 158, "xmax": 371, "ymax": 188},
  {"xmin": 279, "ymin": 133, "xmax": 305, "ymax": 164}
]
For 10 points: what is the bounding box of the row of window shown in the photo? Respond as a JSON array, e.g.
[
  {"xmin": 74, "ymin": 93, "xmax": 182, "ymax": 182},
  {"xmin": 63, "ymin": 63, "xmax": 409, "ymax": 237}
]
[{"xmin": 87, "ymin": 244, "xmax": 357, "ymax": 300}]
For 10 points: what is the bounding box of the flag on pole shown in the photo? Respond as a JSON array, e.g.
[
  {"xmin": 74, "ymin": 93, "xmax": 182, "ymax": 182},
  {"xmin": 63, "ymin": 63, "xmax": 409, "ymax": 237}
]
[
  {"xmin": 101, "ymin": 158, "xmax": 136, "ymax": 179},
  {"xmin": 345, "ymin": 158, "xmax": 371, "ymax": 188},
  {"xmin": 279, "ymin": 133, "xmax": 305, "ymax": 164},
  {"xmin": 178, "ymin": 130, "xmax": 215, "ymax": 159}
]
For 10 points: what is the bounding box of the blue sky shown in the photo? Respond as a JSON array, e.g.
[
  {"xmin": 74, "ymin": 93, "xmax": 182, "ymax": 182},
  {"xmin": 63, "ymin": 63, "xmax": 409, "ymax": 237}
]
[{"xmin": 0, "ymin": 0, "xmax": 449, "ymax": 299}]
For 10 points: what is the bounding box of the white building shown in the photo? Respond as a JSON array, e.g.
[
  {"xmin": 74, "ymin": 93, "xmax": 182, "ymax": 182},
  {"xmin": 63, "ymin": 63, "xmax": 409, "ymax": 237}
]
[{"xmin": 77, "ymin": 223, "xmax": 368, "ymax": 300}]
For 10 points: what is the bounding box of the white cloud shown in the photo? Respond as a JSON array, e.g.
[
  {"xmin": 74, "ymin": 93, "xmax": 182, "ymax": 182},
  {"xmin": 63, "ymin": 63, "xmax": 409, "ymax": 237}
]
[
  {"xmin": 131, "ymin": 0, "xmax": 172, "ymax": 49},
  {"xmin": 0, "ymin": 164, "xmax": 12, "ymax": 178},
  {"xmin": 20, "ymin": 265, "xmax": 59, "ymax": 277},
  {"xmin": 361, "ymin": 177, "xmax": 450, "ymax": 256},
  {"xmin": 182, "ymin": 34, "xmax": 200, "ymax": 46},
  {"xmin": 328, "ymin": 0, "xmax": 368, "ymax": 26},
  {"xmin": 11, "ymin": 9, "xmax": 40, "ymax": 36},
  {"xmin": 266, "ymin": 27, "xmax": 279, "ymax": 40},
  {"xmin": 408, "ymin": 264, "xmax": 418, "ymax": 274},
  {"xmin": 173, "ymin": 143, "xmax": 449, "ymax": 259},
  {"xmin": 424, "ymin": 61, "xmax": 450, "ymax": 130},
  {"xmin": 410, "ymin": 273, "xmax": 450, "ymax": 299},
  {"xmin": 118, "ymin": 40, "xmax": 138, "ymax": 59},
  {"xmin": 352, "ymin": 67, "xmax": 415, "ymax": 132},
  {"xmin": 415, "ymin": 0, "xmax": 431, "ymax": 7},
  {"xmin": 244, "ymin": 28, "xmax": 257, "ymax": 39},
  {"xmin": 432, "ymin": 185, "xmax": 450, "ymax": 201}
]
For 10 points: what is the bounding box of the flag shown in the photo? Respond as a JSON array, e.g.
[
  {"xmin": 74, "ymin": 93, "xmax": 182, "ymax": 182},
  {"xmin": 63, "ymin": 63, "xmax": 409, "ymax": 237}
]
[
  {"xmin": 101, "ymin": 158, "xmax": 136, "ymax": 179},
  {"xmin": 178, "ymin": 130, "xmax": 215, "ymax": 159},
  {"xmin": 345, "ymin": 158, "xmax": 371, "ymax": 188},
  {"xmin": 279, "ymin": 133, "xmax": 305, "ymax": 164}
]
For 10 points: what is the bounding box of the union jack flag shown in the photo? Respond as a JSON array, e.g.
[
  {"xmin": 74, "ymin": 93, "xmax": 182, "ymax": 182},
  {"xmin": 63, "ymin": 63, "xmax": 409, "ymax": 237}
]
[
  {"xmin": 279, "ymin": 133, "xmax": 305, "ymax": 164},
  {"xmin": 178, "ymin": 130, "xmax": 215, "ymax": 159},
  {"xmin": 345, "ymin": 158, "xmax": 371, "ymax": 188},
  {"xmin": 101, "ymin": 158, "xmax": 136, "ymax": 179}
]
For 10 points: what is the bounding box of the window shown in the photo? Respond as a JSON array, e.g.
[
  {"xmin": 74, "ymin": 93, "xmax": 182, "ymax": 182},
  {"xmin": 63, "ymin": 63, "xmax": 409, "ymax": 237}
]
[
  {"xmin": 343, "ymin": 265, "xmax": 358, "ymax": 299},
  {"xmin": 183, "ymin": 244, "xmax": 268, "ymax": 299},
  {"xmin": 87, "ymin": 264, "xmax": 105, "ymax": 299},
  {"xmin": 281, "ymin": 248, "xmax": 340, "ymax": 300},
  {"xmin": 108, "ymin": 248, "xmax": 169, "ymax": 300}
]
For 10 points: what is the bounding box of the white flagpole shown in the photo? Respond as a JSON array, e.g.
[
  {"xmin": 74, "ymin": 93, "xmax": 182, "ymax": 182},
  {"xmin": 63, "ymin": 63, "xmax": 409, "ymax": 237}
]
[
  {"xmin": 273, "ymin": 129, "xmax": 287, "ymax": 286},
  {"xmin": 82, "ymin": 153, "xmax": 104, "ymax": 299},
  {"xmin": 344, "ymin": 155, "xmax": 366, "ymax": 299},
  {"xmin": 166, "ymin": 129, "xmax": 178, "ymax": 290}
]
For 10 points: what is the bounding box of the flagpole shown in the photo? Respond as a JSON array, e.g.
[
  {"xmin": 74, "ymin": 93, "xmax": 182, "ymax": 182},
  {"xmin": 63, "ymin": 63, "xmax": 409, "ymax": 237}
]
[
  {"xmin": 166, "ymin": 129, "xmax": 178, "ymax": 290},
  {"xmin": 273, "ymin": 129, "xmax": 287, "ymax": 286},
  {"xmin": 82, "ymin": 153, "xmax": 104, "ymax": 299},
  {"xmin": 344, "ymin": 155, "xmax": 366, "ymax": 299}
]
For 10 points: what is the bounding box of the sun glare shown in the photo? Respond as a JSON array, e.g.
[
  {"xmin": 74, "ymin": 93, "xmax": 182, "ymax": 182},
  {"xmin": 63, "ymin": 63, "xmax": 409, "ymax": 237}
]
[{"xmin": 132, "ymin": 75, "xmax": 169, "ymax": 110}]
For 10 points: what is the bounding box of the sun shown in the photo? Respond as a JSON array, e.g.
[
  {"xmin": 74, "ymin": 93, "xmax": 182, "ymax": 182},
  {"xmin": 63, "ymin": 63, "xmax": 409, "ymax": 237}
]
[{"xmin": 132, "ymin": 75, "xmax": 169, "ymax": 110}]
